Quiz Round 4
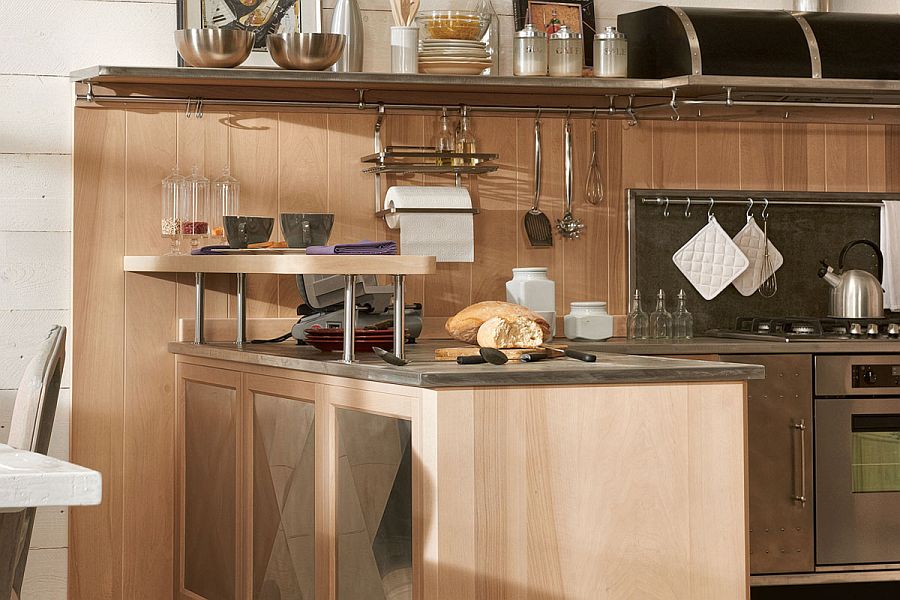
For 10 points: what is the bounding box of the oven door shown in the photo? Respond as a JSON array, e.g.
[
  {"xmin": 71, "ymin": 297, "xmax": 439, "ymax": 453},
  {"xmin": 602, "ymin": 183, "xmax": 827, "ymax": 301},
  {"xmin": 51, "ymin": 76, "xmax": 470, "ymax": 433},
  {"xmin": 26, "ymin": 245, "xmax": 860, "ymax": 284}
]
[{"xmin": 815, "ymin": 397, "xmax": 900, "ymax": 565}]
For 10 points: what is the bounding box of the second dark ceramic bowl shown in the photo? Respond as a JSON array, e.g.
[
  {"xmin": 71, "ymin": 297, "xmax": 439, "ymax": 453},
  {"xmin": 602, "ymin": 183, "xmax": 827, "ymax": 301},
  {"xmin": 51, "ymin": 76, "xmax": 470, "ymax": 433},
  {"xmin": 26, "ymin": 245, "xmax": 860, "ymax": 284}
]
[
  {"xmin": 280, "ymin": 213, "xmax": 334, "ymax": 248},
  {"xmin": 224, "ymin": 216, "xmax": 275, "ymax": 249}
]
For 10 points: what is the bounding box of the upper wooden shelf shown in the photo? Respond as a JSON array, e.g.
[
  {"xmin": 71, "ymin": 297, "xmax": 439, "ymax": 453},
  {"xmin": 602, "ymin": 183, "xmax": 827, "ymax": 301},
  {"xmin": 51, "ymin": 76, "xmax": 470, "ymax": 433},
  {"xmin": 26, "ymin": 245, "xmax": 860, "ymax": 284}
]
[
  {"xmin": 71, "ymin": 66, "xmax": 900, "ymax": 123},
  {"xmin": 124, "ymin": 254, "xmax": 436, "ymax": 275}
]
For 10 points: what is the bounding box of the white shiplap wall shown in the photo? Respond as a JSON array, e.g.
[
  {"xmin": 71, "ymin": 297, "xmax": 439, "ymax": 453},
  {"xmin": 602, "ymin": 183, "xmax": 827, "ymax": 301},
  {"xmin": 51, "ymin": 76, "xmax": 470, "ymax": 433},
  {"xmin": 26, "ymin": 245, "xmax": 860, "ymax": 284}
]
[{"xmin": 1, "ymin": 0, "xmax": 897, "ymax": 597}]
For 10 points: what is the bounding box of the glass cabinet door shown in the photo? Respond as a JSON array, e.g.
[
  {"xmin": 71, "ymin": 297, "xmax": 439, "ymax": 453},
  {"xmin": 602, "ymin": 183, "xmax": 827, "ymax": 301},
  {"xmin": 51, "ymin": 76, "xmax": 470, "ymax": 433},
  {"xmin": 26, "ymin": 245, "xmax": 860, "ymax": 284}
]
[
  {"xmin": 335, "ymin": 408, "xmax": 412, "ymax": 600},
  {"xmin": 248, "ymin": 377, "xmax": 316, "ymax": 600}
]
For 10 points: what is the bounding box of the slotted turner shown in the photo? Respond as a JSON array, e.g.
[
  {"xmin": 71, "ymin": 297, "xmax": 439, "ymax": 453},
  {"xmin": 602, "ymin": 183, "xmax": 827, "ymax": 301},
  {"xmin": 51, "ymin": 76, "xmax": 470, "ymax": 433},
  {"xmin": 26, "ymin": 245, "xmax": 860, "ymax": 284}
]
[{"xmin": 524, "ymin": 116, "xmax": 553, "ymax": 247}]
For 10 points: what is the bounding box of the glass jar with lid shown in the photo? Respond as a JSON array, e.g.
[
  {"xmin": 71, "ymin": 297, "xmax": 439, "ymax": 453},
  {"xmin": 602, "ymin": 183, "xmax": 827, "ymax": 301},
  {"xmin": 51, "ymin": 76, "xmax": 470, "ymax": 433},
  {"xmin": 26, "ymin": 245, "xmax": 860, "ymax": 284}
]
[
  {"xmin": 548, "ymin": 25, "xmax": 583, "ymax": 77},
  {"xmin": 212, "ymin": 165, "xmax": 240, "ymax": 244},
  {"xmin": 593, "ymin": 26, "xmax": 628, "ymax": 78},
  {"xmin": 161, "ymin": 167, "xmax": 184, "ymax": 255},
  {"xmin": 514, "ymin": 24, "xmax": 547, "ymax": 77},
  {"xmin": 180, "ymin": 165, "xmax": 210, "ymax": 250}
]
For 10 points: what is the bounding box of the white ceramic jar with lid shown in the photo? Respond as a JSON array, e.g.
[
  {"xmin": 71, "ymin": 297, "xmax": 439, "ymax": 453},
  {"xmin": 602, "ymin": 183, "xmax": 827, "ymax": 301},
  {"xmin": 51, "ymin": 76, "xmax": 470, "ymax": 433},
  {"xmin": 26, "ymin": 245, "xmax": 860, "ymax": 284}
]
[
  {"xmin": 548, "ymin": 25, "xmax": 583, "ymax": 77},
  {"xmin": 506, "ymin": 267, "xmax": 556, "ymax": 335},
  {"xmin": 513, "ymin": 24, "xmax": 548, "ymax": 77},
  {"xmin": 593, "ymin": 26, "xmax": 628, "ymax": 78},
  {"xmin": 564, "ymin": 302, "xmax": 614, "ymax": 340}
]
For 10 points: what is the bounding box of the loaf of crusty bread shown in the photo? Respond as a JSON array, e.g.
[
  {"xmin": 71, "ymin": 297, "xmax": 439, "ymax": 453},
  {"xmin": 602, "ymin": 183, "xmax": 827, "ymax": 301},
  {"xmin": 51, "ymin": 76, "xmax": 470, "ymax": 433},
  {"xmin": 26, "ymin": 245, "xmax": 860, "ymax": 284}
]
[
  {"xmin": 445, "ymin": 301, "xmax": 551, "ymax": 344},
  {"xmin": 476, "ymin": 316, "xmax": 544, "ymax": 349}
]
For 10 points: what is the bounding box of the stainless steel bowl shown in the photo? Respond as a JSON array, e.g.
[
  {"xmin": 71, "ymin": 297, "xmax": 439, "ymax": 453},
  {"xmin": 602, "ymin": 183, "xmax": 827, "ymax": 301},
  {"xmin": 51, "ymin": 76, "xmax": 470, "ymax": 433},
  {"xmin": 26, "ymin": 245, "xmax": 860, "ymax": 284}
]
[
  {"xmin": 267, "ymin": 33, "xmax": 346, "ymax": 70},
  {"xmin": 175, "ymin": 28, "xmax": 254, "ymax": 68}
]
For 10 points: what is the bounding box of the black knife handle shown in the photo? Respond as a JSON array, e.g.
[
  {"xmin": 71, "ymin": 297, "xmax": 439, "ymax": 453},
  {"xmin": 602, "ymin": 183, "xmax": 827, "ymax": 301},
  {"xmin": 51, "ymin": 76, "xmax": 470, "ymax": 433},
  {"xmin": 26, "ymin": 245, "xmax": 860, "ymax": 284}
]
[
  {"xmin": 565, "ymin": 349, "xmax": 597, "ymax": 362},
  {"xmin": 457, "ymin": 355, "xmax": 487, "ymax": 365},
  {"xmin": 520, "ymin": 352, "xmax": 550, "ymax": 362}
]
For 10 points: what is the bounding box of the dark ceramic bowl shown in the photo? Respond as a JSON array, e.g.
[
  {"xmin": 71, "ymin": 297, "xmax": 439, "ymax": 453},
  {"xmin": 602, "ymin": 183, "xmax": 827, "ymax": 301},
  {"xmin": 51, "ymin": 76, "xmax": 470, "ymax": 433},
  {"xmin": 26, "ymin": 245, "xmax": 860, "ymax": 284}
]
[
  {"xmin": 224, "ymin": 216, "xmax": 275, "ymax": 249},
  {"xmin": 280, "ymin": 213, "xmax": 335, "ymax": 248}
]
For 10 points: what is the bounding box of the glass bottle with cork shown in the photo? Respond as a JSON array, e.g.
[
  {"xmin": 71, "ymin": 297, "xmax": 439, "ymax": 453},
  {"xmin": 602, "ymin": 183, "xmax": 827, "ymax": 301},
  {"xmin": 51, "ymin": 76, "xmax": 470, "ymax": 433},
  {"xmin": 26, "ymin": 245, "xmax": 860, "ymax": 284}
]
[{"xmin": 454, "ymin": 105, "xmax": 477, "ymax": 166}]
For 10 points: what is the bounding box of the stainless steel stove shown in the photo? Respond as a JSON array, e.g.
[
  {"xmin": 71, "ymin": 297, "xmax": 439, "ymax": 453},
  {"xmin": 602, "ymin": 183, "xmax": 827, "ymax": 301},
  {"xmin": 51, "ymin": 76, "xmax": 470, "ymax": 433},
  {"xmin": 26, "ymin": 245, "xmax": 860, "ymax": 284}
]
[{"xmin": 707, "ymin": 316, "xmax": 900, "ymax": 342}]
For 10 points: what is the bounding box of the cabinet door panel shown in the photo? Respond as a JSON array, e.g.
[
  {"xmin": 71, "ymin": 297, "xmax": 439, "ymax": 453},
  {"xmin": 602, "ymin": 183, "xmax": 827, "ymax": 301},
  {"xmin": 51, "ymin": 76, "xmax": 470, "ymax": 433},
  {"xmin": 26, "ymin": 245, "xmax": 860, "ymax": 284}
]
[
  {"xmin": 728, "ymin": 354, "xmax": 814, "ymax": 575},
  {"xmin": 335, "ymin": 408, "xmax": 412, "ymax": 600},
  {"xmin": 252, "ymin": 390, "xmax": 316, "ymax": 600},
  {"xmin": 181, "ymin": 370, "xmax": 241, "ymax": 600}
]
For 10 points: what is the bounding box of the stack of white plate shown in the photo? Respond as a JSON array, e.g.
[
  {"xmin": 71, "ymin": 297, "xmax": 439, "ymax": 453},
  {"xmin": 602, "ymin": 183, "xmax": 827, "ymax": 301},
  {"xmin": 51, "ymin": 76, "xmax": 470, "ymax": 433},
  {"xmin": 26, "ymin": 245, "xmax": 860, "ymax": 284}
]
[{"xmin": 418, "ymin": 39, "xmax": 491, "ymax": 75}]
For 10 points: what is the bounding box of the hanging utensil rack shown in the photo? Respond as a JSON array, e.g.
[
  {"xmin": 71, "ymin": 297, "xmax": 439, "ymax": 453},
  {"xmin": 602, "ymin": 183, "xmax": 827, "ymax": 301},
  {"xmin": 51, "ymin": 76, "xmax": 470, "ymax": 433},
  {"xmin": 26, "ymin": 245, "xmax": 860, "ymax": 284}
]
[{"xmin": 366, "ymin": 105, "xmax": 495, "ymax": 216}]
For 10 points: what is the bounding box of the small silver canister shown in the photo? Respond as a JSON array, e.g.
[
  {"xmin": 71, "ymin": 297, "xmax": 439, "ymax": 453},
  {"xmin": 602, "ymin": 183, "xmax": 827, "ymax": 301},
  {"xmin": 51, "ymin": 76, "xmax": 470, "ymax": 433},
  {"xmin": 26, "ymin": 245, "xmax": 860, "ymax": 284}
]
[
  {"xmin": 593, "ymin": 26, "xmax": 628, "ymax": 78},
  {"xmin": 549, "ymin": 25, "xmax": 583, "ymax": 77},
  {"xmin": 514, "ymin": 24, "xmax": 548, "ymax": 77}
]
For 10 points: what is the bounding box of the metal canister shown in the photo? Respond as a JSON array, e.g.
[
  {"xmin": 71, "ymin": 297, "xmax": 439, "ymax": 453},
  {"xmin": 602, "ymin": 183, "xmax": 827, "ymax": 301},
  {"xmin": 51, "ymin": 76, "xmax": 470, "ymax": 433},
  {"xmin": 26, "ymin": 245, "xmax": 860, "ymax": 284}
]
[
  {"xmin": 548, "ymin": 25, "xmax": 583, "ymax": 77},
  {"xmin": 514, "ymin": 24, "xmax": 548, "ymax": 77},
  {"xmin": 593, "ymin": 26, "xmax": 628, "ymax": 78}
]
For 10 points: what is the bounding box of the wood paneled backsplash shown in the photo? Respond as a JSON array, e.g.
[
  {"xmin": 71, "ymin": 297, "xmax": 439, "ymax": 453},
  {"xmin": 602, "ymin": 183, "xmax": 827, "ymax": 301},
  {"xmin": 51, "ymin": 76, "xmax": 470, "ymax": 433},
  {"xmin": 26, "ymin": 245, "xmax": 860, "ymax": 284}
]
[{"xmin": 111, "ymin": 108, "xmax": 891, "ymax": 324}]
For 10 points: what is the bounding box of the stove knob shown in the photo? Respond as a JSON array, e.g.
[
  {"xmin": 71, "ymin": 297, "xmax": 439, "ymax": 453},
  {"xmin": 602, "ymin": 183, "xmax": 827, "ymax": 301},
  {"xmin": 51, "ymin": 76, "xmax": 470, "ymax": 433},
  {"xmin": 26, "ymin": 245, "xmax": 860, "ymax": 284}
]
[
  {"xmin": 850, "ymin": 323, "xmax": 863, "ymax": 337},
  {"xmin": 868, "ymin": 323, "xmax": 881, "ymax": 337},
  {"xmin": 864, "ymin": 369, "xmax": 878, "ymax": 385},
  {"xmin": 889, "ymin": 323, "xmax": 900, "ymax": 338}
]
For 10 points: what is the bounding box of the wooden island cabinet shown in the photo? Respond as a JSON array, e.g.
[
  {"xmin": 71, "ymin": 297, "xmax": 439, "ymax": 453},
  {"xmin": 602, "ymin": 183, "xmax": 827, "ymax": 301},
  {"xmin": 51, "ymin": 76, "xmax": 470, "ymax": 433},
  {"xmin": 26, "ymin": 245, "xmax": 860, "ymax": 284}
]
[{"xmin": 167, "ymin": 346, "xmax": 757, "ymax": 600}]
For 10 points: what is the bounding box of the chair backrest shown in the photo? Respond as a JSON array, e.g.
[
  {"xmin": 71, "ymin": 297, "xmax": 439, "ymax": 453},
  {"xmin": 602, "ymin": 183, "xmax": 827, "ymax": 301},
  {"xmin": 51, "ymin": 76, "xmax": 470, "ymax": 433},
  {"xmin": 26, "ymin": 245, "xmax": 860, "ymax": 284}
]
[
  {"xmin": 0, "ymin": 325, "xmax": 66, "ymax": 599},
  {"xmin": 7, "ymin": 325, "xmax": 66, "ymax": 454}
]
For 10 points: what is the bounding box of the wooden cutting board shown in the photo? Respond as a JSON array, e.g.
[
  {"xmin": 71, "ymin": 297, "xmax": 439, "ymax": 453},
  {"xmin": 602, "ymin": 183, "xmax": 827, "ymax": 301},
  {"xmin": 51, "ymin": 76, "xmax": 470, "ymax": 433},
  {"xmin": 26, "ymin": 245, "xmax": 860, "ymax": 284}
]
[{"xmin": 435, "ymin": 344, "xmax": 567, "ymax": 361}]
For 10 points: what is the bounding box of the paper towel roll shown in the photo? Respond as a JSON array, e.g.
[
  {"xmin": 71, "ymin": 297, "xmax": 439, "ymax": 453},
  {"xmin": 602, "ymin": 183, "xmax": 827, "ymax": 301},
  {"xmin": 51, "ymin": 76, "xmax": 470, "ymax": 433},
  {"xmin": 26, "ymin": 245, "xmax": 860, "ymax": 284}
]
[{"xmin": 384, "ymin": 186, "xmax": 474, "ymax": 262}]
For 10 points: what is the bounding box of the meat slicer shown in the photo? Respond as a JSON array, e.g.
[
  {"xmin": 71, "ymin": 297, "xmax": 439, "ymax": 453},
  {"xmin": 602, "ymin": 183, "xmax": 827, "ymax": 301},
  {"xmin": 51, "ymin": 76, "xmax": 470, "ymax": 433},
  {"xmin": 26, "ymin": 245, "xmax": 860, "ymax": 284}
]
[{"xmin": 290, "ymin": 274, "xmax": 423, "ymax": 343}]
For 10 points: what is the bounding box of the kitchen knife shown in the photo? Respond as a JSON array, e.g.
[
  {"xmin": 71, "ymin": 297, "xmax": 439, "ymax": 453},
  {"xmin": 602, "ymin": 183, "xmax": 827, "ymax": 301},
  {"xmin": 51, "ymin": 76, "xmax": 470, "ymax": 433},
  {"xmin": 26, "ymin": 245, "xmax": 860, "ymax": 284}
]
[
  {"xmin": 457, "ymin": 354, "xmax": 487, "ymax": 365},
  {"xmin": 521, "ymin": 347, "xmax": 598, "ymax": 362}
]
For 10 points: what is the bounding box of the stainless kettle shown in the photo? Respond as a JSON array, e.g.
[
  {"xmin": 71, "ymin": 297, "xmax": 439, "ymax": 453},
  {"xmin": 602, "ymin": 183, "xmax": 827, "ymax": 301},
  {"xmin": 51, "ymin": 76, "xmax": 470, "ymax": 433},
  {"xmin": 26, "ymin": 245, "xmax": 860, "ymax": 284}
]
[{"xmin": 817, "ymin": 239, "xmax": 885, "ymax": 319}]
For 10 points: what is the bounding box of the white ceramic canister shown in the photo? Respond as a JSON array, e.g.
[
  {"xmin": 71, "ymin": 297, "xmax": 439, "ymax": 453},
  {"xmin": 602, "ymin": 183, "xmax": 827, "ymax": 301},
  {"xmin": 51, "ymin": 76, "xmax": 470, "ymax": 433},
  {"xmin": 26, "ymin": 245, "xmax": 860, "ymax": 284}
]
[
  {"xmin": 564, "ymin": 301, "xmax": 614, "ymax": 340},
  {"xmin": 513, "ymin": 24, "xmax": 548, "ymax": 77},
  {"xmin": 593, "ymin": 26, "xmax": 627, "ymax": 78},
  {"xmin": 506, "ymin": 268, "xmax": 556, "ymax": 335},
  {"xmin": 548, "ymin": 25, "xmax": 583, "ymax": 77}
]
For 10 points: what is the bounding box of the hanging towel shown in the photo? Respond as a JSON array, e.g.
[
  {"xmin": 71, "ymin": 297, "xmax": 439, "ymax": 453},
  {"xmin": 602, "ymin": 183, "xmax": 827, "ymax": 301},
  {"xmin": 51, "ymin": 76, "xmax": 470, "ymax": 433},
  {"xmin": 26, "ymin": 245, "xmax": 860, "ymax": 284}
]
[{"xmin": 881, "ymin": 201, "xmax": 900, "ymax": 311}]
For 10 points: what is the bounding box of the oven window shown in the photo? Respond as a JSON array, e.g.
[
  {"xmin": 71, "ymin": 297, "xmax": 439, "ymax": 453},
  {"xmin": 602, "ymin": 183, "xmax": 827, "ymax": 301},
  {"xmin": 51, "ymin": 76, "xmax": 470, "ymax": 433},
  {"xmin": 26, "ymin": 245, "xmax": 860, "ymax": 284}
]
[{"xmin": 851, "ymin": 414, "xmax": 900, "ymax": 493}]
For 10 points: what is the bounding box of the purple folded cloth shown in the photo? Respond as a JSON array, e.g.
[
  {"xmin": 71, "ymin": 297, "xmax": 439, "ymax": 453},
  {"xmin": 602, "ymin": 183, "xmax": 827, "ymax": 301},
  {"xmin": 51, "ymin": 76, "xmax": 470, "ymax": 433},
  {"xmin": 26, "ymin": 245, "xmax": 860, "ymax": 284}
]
[
  {"xmin": 191, "ymin": 245, "xmax": 231, "ymax": 255},
  {"xmin": 305, "ymin": 240, "xmax": 397, "ymax": 255}
]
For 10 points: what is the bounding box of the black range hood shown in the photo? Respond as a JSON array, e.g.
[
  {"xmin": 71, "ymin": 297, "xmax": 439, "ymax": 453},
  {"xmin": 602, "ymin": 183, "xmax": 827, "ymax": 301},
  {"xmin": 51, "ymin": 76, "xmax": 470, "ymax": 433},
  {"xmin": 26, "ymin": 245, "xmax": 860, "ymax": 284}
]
[{"xmin": 618, "ymin": 6, "xmax": 900, "ymax": 80}]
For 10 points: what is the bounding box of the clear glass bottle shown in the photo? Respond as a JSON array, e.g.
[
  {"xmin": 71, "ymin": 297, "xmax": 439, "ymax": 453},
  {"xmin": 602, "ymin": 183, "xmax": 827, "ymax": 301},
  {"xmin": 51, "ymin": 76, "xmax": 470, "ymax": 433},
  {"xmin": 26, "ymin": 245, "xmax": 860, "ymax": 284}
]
[
  {"xmin": 671, "ymin": 289, "xmax": 694, "ymax": 340},
  {"xmin": 161, "ymin": 167, "xmax": 184, "ymax": 255},
  {"xmin": 454, "ymin": 106, "xmax": 477, "ymax": 166},
  {"xmin": 180, "ymin": 165, "xmax": 210, "ymax": 250},
  {"xmin": 649, "ymin": 289, "xmax": 672, "ymax": 339},
  {"xmin": 212, "ymin": 165, "xmax": 240, "ymax": 244},
  {"xmin": 434, "ymin": 107, "xmax": 455, "ymax": 166},
  {"xmin": 626, "ymin": 289, "xmax": 649, "ymax": 340}
]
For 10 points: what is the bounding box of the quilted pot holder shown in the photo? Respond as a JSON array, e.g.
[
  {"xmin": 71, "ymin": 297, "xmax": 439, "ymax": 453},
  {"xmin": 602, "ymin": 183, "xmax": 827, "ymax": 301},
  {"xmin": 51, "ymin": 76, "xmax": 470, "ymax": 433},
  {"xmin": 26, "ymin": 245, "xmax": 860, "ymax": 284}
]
[
  {"xmin": 672, "ymin": 216, "xmax": 749, "ymax": 300},
  {"xmin": 731, "ymin": 217, "xmax": 784, "ymax": 297}
]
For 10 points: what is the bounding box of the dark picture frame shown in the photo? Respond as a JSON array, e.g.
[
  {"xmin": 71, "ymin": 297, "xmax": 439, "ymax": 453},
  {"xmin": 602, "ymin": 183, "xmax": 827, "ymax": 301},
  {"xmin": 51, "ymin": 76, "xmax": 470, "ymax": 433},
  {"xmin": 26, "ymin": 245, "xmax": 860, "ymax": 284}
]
[{"xmin": 513, "ymin": 0, "xmax": 597, "ymax": 67}]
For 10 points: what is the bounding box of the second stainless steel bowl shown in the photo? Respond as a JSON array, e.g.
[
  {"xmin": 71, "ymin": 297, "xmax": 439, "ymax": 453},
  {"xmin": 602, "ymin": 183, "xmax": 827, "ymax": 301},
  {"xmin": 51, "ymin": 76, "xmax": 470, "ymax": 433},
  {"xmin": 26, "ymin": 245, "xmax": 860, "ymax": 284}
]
[
  {"xmin": 267, "ymin": 33, "xmax": 346, "ymax": 70},
  {"xmin": 175, "ymin": 28, "xmax": 254, "ymax": 68}
]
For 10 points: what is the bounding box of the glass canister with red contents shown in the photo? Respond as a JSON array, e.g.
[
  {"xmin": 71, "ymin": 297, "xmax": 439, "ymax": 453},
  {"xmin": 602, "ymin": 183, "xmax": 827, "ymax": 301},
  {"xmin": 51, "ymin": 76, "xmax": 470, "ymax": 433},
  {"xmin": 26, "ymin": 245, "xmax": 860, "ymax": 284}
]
[{"xmin": 180, "ymin": 166, "xmax": 209, "ymax": 249}]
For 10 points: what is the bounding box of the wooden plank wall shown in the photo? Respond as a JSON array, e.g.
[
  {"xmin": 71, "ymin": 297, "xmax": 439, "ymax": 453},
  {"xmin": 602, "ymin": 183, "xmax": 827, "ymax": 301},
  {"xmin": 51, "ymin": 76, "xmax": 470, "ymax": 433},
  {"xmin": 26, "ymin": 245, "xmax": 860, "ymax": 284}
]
[{"xmin": 71, "ymin": 106, "xmax": 890, "ymax": 600}]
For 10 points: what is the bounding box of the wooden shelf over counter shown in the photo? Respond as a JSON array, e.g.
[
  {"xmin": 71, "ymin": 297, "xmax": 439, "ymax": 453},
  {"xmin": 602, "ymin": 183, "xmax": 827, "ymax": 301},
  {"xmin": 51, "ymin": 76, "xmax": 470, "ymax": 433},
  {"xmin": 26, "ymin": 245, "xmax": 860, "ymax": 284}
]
[
  {"xmin": 123, "ymin": 254, "xmax": 436, "ymax": 275},
  {"xmin": 71, "ymin": 65, "xmax": 900, "ymax": 123}
]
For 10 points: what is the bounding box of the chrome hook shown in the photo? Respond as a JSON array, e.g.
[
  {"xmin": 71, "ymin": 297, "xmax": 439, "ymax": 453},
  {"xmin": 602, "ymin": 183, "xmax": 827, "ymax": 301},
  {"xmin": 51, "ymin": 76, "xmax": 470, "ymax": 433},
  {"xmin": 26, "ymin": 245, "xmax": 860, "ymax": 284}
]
[
  {"xmin": 663, "ymin": 197, "xmax": 670, "ymax": 218},
  {"xmin": 195, "ymin": 98, "xmax": 203, "ymax": 119},
  {"xmin": 746, "ymin": 197, "xmax": 754, "ymax": 222},
  {"xmin": 85, "ymin": 82, "xmax": 94, "ymax": 103},
  {"xmin": 185, "ymin": 98, "xmax": 194, "ymax": 119},
  {"xmin": 707, "ymin": 197, "xmax": 715, "ymax": 221},
  {"xmin": 669, "ymin": 89, "xmax": 680, "ymax": 122},
  {"xmin": 761, "ymin": 197, "xmax": 769, "ymax": 221},
  {"xmin": 684, "ymin": 197, "xmax": 692, "ymax": 218},
  {"xmin": 374, "ymin": 103, "xmax": 385, "ymax": 153}
]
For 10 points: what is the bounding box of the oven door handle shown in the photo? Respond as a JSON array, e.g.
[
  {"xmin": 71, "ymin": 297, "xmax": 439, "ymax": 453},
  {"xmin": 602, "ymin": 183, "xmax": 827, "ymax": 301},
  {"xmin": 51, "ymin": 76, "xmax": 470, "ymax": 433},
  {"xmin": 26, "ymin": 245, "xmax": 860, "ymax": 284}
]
[{"xmin": 791, "ymin": 419, "xmax": 807, "ymax": 504}]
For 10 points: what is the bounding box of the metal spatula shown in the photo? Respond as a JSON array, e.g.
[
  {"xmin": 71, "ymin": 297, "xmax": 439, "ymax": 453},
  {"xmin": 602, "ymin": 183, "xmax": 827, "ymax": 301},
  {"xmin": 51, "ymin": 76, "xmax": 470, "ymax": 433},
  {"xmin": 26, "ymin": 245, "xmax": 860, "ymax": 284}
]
[{"xmin": 524, "ymin": 116, "xmax": 553, "ymax": 247}]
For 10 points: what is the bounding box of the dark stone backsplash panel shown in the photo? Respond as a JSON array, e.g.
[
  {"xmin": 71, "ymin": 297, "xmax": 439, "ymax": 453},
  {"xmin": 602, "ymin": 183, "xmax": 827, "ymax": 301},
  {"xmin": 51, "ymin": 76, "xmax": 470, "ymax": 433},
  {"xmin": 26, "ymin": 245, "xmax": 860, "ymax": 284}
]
[{"xmin": 630, "ymin": 192, "xmax": 885, "ymax": 333}]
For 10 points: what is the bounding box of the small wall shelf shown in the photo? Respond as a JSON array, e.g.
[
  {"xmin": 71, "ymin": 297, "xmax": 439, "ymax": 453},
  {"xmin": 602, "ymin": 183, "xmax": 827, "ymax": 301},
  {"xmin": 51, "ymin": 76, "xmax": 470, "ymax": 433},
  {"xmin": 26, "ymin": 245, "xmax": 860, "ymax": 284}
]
[{"xmin": 124, "ymin": 254, "xmax": 435, "ymax": 362}]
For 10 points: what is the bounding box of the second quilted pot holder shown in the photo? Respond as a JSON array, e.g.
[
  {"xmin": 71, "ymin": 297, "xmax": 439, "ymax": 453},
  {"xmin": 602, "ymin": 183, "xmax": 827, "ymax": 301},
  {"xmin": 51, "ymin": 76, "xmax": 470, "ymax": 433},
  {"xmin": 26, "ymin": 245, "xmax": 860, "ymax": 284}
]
[
  {"xmin": 672, "ymin": 216, "xmax": 749, "ymax": 300},
  {"xmin": 731, "ymin": 216, "xmax": 784, "ymax": 296}
]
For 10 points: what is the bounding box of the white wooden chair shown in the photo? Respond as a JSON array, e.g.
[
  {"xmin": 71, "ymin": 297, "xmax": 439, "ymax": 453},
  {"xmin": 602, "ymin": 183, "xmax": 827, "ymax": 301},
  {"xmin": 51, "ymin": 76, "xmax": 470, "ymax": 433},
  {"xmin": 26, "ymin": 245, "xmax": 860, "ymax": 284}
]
[{"xmin": 0, "ymin": 325, "xmax": 66, "ymax": 600}]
